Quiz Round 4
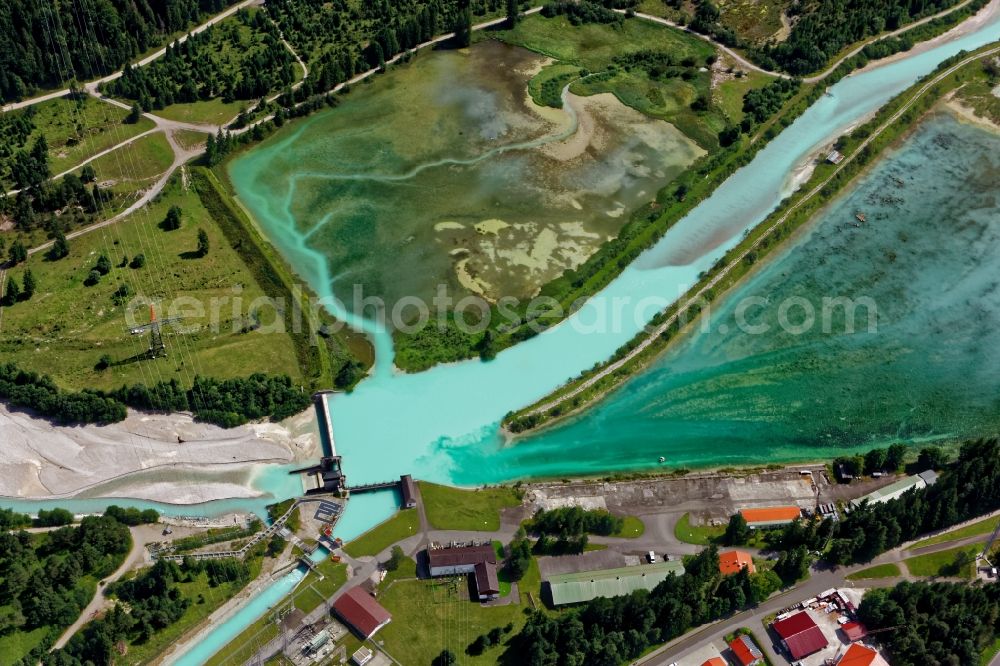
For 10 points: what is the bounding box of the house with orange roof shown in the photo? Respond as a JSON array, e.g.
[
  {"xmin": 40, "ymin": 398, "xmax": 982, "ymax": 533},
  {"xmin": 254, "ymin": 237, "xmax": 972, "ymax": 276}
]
[
  {"xmin": 728, "ymin": 633, "xmax": 764, "ymax": 666},
  {"xmin": 700, "ymin": 658, "xmax": 727, "ymax": 666},
  {"xmin": 719, "ymin": 550, "xmax": 756, "ymax": 576},
  {"xmin": 740, "ymin": 506, "xmax": 802, "ymax": 528},
  {"xmin": 836, "ymin": 643, "xmax": 889, "ymax": 666}
]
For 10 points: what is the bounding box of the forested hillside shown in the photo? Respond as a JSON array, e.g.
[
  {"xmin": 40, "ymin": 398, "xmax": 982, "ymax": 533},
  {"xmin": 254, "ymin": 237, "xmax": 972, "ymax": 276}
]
[
  {"xmin": 751, "ymin": 0, "xmax": 962, "ymax": 74},
  {"xmin": 104, "ymin": 10, "xmax": 297, "ymax": 111},
  {"xmin": 0, "ymin": 513, "xmax": 133, "ymax": 663},
  {"xmin": 0, "ymin": 0, "xmax": 238, "ymax": 102}
]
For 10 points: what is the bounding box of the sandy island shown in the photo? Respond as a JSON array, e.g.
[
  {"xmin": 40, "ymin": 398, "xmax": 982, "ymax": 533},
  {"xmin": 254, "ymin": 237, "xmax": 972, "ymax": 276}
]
[{"xmin": 0, "ymin": 405, "xmax": 320, "ymax": 504}]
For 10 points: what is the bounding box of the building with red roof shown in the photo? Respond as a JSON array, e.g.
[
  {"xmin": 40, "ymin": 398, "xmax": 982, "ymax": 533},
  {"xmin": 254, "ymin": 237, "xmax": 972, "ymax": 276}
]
[
  {"xmin": 772, "ymin": 611, "xmax": 828, "ymax": 661},
  {"xmin": 841, "ymin": 620, "xmax": 868, "ymax": 642},
  {"xmin": 719, "ymin": 550, "xmax": 756, "ymax": 576},
  {"xmin": 837, "ymin": 643, "xmax": 888, "ymax": 666},
  {"xmin": 700, "ymin": 658, "xmax": 726, "ymax": 666},
  {"xmin": 728, "ymin": 634, "xmax": 764, "ymax": 666},
  {"xmin": 333, "ymin": 587, "xmax": 392, "ymax": 639}
]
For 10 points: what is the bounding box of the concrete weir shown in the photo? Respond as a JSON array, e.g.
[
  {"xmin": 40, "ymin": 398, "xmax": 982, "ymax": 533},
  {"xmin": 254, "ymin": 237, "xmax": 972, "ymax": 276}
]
[{"xmin": 313, "ymin": 390, "xmax": 338, "ymax": 457}]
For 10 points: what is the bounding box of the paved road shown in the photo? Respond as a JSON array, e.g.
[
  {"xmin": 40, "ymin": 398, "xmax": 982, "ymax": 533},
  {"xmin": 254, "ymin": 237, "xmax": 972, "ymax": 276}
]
[{"xmin": 1, "ymin": 0, "xmax": 261, "ymax": 113}]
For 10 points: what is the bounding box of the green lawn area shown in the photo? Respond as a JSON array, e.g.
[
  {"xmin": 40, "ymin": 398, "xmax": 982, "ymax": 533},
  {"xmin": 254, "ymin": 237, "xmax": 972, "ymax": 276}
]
[
  {"xmin": 674, "ymin": 513, "xmax": 726, "ymax": 545},
  {"xmin": 418, "ymin": 482, "xmax": 521, "ymax": 531},
  {"xmin": 0, "ymin": 627, "xmax": 51, "ymax": 666},
  {"xmin": 155, "ymin": 98, "xmax": 246, "ymax": 126},
  {"xmin": 377, "ymin": 577, "xmax": 525, "ymax": 665},
  {"xmin": 293, "ymin": 560, "xmax": 348, "ymax": 613},
  {"xmin": 846, "ymin": 563, "xmax": 902, "ymax": 581},
  {"xmin": 716, "ymin": 70, "xmax": 773, "ymax": 124},
  {"xmin": 616, "ymin": 516, "xmax": 645, "ymax": 538},
  {"xmin": 0, "ymin": 171, "xmax": 303, "ymax": 391},
  {"xmin": 907, "ymin": 515, "xmax": 999, "ymax": 550},
  {"xmin": 86, "ymin": 130, "xmax": 174, "ymax": 187},
  {"xmin": 174, "ymin": 129, "xmax": 210, "ymax": 151},
  {"xmin": 385, "ymin": 555, "xmax": 418, "ymax": 584},
  {"xmin": 124, "ymin": 558, "xmax": 263, "ymax": 664},
  {"xmin": 904, "ymin": 543, "xmax": 981, "ymax": 579},
  {"xmin": 343, "ymin": 510, "xmax": 420, "ymax": 558}
]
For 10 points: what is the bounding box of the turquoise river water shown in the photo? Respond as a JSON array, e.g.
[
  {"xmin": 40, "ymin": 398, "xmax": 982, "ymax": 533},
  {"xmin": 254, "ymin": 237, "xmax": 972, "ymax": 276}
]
[{"xmin": 314, "ymin": 21, "xmax": 1000, "ymax": 489}]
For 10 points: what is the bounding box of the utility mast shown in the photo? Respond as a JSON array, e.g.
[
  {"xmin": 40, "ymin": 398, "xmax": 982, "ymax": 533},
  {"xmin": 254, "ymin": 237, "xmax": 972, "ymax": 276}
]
[{"xmin": 129, "ymin": 305, "xmax": 182, "ymax": 359}]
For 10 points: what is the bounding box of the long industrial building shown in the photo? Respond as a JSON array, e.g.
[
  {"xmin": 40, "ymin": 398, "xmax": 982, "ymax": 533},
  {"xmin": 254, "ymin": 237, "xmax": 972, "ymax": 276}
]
[{"xmin": 545, "ymin": 561, "xmax": 685, "ymax": 606}]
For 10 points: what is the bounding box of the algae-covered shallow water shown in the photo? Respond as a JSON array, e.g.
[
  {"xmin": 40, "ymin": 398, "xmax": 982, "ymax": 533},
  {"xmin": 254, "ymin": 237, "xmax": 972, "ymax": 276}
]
[
  {"xmin": 446, "ymin": 112, "xmax": 1000, "ymax": 480},
  {"xmin": 229, "ymin": 41, "xmax": 703, "ymax": 306}
]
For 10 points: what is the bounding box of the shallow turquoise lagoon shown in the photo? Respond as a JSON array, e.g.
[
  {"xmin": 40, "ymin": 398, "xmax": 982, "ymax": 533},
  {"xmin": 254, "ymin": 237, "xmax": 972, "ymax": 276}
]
[{"xmin": 446, "ymin": 113, "xmax": 1000, "ymax": 481}]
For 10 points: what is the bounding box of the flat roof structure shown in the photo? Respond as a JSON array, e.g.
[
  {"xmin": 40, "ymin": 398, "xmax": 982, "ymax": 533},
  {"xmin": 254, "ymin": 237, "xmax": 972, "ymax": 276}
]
[
  {"xmin": 729, "ymin": 634, "xmax": 764, "ymax": 666},
  {"xmin": 333, "ymin": 587, "xmax": 392, "ymax": 639},
  {"xmin": 918, "ymin": 469, "xmax": 939, "ymax": 485},
  {"xmin": 352, "ymin": 646, "xmax": 374, "ymax": 666},
  {"xmin": 547, "ymin": 561, "xmax": 685, "ymax": 606},
  {"xmin": 719, "ymin": 550, "xmax": 756, "ymax": 576},
  {"xmin": 740, "ymin": 506, "xmax": 802, "ymax": 528},
  {"xmin": 850, "ymin": 474, "xmax": 927, "ymax": 508},
  {"xmin": 772, "ymin": 611, "xmax": 828, "ymax": 661}
]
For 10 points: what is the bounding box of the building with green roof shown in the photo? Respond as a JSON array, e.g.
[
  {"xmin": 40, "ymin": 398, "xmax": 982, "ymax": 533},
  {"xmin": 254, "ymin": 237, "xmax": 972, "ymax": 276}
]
[
  {"xmin": 850, "ymin": 471, "xmax": 937, "ymax": 508},
  {"xmin": 545, "ymin": 561, "xmax": 685, "ymax": 606}
]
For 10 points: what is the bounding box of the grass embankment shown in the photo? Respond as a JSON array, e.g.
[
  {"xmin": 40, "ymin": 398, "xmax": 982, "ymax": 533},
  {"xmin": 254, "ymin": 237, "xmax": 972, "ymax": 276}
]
[
  {"xmin": 342, "ymin": 510, "xmax": 420, "ymax": 558},
  {"xmin": 846, "ymin": 563, "xmax": 903, "ymax": 581},
  {"xmin": 908, "ymin": 515, "xmax": 1000, "ymax": 550},
  {"xmin": 419, "ymin": 482, "xmax": 522, "ymax": 531},
  {"xmin": 904, "ymin": 543, "xmax": 981, "ymax": 578},
  {"xmin": 192, "ymin": 166, "xmax": 370, "ymax": 389},
  {"xmin": 0, "ymin": 171, "xmax": 303, "ymax": 391},
  {"xmin": 293, "ymin": 558, "xmax": 348, "ymax": 612},
  {"xmin": 504, "ymin": 42, "xmax": 1000, "ymax": 433}
]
